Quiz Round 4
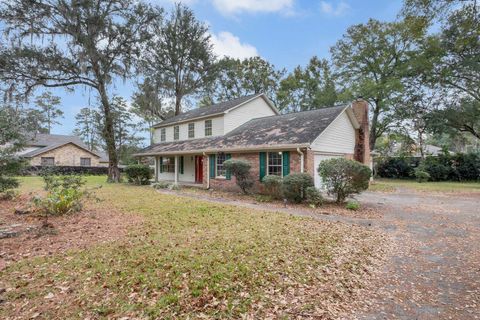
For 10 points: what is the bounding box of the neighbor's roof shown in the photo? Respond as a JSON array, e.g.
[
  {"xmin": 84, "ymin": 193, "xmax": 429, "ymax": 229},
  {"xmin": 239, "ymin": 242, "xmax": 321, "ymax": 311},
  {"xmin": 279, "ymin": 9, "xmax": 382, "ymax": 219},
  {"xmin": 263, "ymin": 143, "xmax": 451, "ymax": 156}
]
[
  {"xmin": 137, "ymin": 105, "xmax": 348, "ymax": 155},
  {"xmin": 20, "ymin": 133, "xmax": 101, "ymax": 158},
  {"xmin": 153, "ymin": 93, "xmax": 277, "ymax": 127}
]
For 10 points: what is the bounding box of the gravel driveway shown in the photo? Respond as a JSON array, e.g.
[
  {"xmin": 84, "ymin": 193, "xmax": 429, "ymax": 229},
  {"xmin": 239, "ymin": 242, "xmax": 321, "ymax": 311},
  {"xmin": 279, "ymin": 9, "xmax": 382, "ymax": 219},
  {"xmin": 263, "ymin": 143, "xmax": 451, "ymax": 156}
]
[{"xmin": 358, "ymin": 190, "xmax": 480, "ymax": 320}]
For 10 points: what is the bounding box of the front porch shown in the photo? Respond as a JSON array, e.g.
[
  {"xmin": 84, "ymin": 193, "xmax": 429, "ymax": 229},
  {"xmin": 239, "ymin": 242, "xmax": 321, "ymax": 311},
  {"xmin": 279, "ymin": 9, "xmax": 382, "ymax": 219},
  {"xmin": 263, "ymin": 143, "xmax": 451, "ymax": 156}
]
[{"xmin": 153, "ymin": 154, "xmax": 205, "ymax": 186}]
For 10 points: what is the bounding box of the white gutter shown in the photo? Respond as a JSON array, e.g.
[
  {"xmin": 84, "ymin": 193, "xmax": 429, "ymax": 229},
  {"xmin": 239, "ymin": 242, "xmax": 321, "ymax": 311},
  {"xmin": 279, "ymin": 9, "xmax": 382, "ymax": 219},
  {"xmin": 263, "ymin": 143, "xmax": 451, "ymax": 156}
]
[
  {"xmin": 203, "ymin": 152, "xmax": 209, "ymax": 189},
  {"xmin": 296, "ymin": 147, "xmax": 304, "ymax": 173},
  {"xmin": 133, "ymin": 143, "xmax": 310, "ymax": 157}
]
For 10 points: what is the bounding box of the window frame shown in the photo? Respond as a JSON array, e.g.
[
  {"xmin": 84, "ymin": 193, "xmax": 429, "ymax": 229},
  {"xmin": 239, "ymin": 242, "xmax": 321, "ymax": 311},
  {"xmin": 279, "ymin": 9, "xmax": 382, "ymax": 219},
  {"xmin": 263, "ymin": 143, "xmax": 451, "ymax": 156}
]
[
  {"xmin": 161, "ymin": 157, "xmax": 175, "ymax": 173},
  {"xmin": 160, "ymin": 128, "xmax": 166, "ymax": 142},
  {"xmin": 204, "ymin": 119, "xmax": 212, "ymax": 136},
  {"xmin": 173, "ymin": 125, "xmax": 180, "ymax": 140},
  {"xmin": 41, "ymin": 157, "xmax": 55, "ymax": 166},
  {"xmin": 267, "ymin": 152, "xmax": 283, "ymax": 176},
  {"xmin": 188, "ymin": 123, "xmax": 195, "ymax": 139},
  {"xmin": 216, "ymin": 153, "xmax": 227, "ymax": 178},
  {"xmin": 80, "ymin": 157, "xmax": 91, "ymax": 167}
]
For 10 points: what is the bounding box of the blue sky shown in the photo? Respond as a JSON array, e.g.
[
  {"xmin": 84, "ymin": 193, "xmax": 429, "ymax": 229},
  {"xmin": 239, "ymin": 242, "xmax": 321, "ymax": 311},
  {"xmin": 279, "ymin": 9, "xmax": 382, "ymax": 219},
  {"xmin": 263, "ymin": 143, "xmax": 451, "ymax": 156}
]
[{"xmin": 44, "ymin": 0, "xmax": 403, "ymax": 142}]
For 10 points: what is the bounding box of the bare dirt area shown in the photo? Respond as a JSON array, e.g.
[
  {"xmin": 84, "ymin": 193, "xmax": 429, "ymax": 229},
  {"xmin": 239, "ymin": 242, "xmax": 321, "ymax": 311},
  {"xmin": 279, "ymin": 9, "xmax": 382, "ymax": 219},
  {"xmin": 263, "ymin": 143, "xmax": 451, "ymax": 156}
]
[
  {"xmin": 0, "ymin": 195, "xmax": 143, "ymax": 271},
  {"xmin": 358, "ymin": 191, "xmax": 480, "ymax": 319}
]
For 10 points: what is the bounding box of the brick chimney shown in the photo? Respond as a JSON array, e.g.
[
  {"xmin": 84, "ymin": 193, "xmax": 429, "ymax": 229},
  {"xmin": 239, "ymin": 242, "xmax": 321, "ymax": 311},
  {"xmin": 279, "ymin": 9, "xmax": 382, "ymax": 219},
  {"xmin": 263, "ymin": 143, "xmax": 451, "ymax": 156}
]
[{"xmin": 352, "ymin": 99, "xmax": 371, "ymax": 167}]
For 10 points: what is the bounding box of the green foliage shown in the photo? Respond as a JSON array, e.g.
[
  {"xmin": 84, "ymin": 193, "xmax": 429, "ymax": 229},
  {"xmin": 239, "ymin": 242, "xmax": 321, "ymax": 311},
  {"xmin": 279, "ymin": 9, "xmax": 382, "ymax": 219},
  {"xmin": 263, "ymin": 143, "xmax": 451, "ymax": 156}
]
[
  {"xmin": 331, "ymin": 17, "xmax": 427, "ymax": 149},
  {"xmin": 262, "ymin": 175, "xmax": 283, "ymax": 199},
  {"xmin": 125, "ymin": 164, "xmax": 152, "ymax": 185},
  {"xmin": 305, "ymin": 186, "xmax": 323, "ymax": 207},
  {"xmin": 207, "ymin": 56, "xmax": 285, "ymax": 104},
  {"xmin": 345, "ymin": 201, "xmax": 360, "ymax": 211},
  {"xmin": 376, "ymin": 157, "xmax": 418, "ymax": 178},
  {"xmin": 414, "ymin": 169, "xmax": 430, "ymax": 183},
  {"xmin": 254, "ymin": 195, "xmax": 274, "ymax": 203},
  {"xmin": 319, "ymin": 158, "xmax": 372, "ymax": 203},
  {"xmin": 223, "ymin": 159, "xmax": 254, "ymax": 194},
  {"xmin": 282, "ymin": 173, "xmax": 314, "ymax": 203},
  {"xmin": 421, "ymin": 156, "xmax": 452, "ymax": 181},
  {"xmin": 33, "ymin": 174, "xmax": 92, "ymax": 216},
  {"xmin": 34, "ymin": 91, "xmax": 63, "ymax": 134},
  {"xmin": 277, "ymin": 56, "xmax": 337, "ymax": 112}
]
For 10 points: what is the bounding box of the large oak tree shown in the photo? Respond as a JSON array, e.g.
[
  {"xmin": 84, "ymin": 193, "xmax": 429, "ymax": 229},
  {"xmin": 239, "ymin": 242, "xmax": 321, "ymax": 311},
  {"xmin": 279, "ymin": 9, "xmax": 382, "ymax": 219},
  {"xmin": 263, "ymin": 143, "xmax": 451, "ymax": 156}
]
[{"xmin": 0, "ymin": 0, "xmax": 157, "ymax": 182}]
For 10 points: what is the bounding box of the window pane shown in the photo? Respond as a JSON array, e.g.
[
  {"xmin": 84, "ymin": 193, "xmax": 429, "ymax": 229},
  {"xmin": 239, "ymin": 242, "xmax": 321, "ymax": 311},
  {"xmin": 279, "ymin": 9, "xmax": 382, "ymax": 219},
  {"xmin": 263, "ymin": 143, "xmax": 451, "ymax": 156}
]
[
  {"xmin": 41, "ymin": 157, "xmax": 55, "ymax": 166},
  {"xmin": 174, "ymin": 126, "xmax": 179, "ymax": 140},
  {"xmin": 216, "ymin": 153, "xmax": 226, "ymax": 177},
  {"xmin": 161, "ymin": 157, "xmax": 175, "ymax": 173},
  {"xmin": 188, "ymin": 123, "xmax": 195, "ymax": 138},
  {"xmin": 161, "ymin": 128, "xmax": 166, "ymax": 142},
  {"xmin": 205, "ymin": 120, "xmax": 212, "ymax": 136},
  {"xmin": 80, "ymin": 158, "xmax": 91, "ymax": 166},
  {"xmin": 267, "ymin": 152, "xmax": 282, "ymax": 176}
]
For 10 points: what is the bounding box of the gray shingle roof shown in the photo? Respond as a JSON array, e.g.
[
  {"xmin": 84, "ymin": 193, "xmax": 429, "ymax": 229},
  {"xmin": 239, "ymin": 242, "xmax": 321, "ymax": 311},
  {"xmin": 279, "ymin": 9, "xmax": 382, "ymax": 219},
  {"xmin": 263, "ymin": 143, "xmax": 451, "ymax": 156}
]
[
  {"xmin": 21, "ymin": 133, "xmax": 100, "ymax": 158},
  {"xmin": 153, "ymin": 94, "xmax": 264, "ymax": 127},
  {"xmin": 137, "ymin": 105, "xmax": 348, "ymax": 155}
]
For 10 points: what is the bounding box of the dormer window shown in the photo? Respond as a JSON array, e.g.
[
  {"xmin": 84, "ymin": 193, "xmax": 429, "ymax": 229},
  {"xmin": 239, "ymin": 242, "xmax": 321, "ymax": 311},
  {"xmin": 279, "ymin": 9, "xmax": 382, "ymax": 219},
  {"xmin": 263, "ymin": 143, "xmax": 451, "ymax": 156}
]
[
  {"xmin": 160, "ymin": 128, "xmax": 166, "ymax": 142},
  {"xmin": 174, "ymin": 125, "xmax": 179, "ymax": 140},
  {"xmin": 205, "ymin": 120, "xmax": 212, "ymax": 136},
  {"xmin": 188, "ymin": 123, "xmax": 195, "ymax": 138}
]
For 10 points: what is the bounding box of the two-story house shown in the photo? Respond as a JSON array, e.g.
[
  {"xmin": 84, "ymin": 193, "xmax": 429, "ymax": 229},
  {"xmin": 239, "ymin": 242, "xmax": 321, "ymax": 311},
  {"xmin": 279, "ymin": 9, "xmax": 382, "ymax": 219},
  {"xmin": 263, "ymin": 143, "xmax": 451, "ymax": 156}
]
[{"xmin": 135, "ymin": 93, "xmax": 370, "ymax": 190}]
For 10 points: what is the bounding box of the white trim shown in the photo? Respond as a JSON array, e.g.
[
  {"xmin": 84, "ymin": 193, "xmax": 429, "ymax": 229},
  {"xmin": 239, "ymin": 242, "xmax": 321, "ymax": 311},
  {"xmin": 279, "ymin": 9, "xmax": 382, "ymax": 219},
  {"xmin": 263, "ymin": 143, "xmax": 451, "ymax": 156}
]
[{"xmin": 266, "ymin": 151, "xmax": 283, "ymax": 177}]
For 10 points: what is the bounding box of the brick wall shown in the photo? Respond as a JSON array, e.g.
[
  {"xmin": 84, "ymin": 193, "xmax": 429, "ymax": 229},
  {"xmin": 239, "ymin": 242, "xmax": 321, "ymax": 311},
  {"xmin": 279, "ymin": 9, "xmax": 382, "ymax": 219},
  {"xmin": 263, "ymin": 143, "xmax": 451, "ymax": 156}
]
[
  {"xmin": 352, "ymin": 99, "xmax": 371, "ymax": 166},
  {"xmin": 203, "ymin": 150, "xmax": 307, "ymax": 191},
  {"xmin": 29, "ymin": 143, "xmax": 100, "ymax": 167}
]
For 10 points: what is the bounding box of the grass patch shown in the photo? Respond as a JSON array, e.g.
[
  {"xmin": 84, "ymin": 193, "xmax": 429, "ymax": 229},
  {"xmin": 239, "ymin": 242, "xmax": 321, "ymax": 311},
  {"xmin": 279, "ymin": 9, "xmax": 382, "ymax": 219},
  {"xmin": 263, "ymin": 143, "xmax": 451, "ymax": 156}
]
[
  {"xmin": 369, "ymin": 178, "xmax": 480, "ymax": 193},
  {"xmin": 0, "ymin": 176, "xmax": 387, "ymax": 319}
]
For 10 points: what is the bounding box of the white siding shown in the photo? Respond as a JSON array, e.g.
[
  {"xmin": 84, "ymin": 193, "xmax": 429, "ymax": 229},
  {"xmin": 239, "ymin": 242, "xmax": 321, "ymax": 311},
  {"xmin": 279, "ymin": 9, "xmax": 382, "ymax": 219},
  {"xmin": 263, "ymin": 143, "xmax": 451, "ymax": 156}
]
[
  {"xmin": 152, "ymin": 115, "xmax": 224, "ymax": 143},
  {"xmin": 310, "ymin": 111, "xmax": 356, "ymax": 154},
  {"xmin": 223, "ymin": 97, "xmax": 277, "ymax": 133},
  {"xmin": 157, "ymin": 155, "xmax": 196, "ymax": 182}
]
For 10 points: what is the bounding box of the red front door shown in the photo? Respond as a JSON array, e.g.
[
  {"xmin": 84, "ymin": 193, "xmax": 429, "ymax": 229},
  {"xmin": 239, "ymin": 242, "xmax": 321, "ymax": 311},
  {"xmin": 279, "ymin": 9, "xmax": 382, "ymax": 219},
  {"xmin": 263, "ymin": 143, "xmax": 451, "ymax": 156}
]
[{"xmin": 195, "ymin": 156, "xmax": 203, "ymax": 183}]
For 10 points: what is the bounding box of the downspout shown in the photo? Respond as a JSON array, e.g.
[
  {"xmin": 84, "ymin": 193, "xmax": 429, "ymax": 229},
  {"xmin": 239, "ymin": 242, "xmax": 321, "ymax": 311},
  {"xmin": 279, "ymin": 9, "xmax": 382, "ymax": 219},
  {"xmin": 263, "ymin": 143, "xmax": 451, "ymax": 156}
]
[
  {"xmin": 203, "ymin": 152, "xmax": 209, "ymax": 189},
  {"xmin": 296, "ymin": 147, "xmax": 304, "ymax": 173}
]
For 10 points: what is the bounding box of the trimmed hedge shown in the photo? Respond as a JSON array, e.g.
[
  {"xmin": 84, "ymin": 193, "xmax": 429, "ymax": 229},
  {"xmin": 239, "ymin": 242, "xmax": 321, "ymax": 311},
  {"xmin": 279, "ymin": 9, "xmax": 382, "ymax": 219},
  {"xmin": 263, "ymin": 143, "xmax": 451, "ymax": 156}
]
[{"xmin": 20, "ymin": 165, "xmax": 120, "ymax": 176}]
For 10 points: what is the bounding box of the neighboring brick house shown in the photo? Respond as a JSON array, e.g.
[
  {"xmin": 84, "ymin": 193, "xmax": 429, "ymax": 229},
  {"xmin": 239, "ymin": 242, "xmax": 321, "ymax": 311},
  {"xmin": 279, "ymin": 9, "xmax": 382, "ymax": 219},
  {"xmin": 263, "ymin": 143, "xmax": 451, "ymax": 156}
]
[
  {"xmin": 135, "ymin": 93, "xmax": 370, "ymax": 190},
  {"xmin": 16, "ymin": 133, "xmax": 105, "ymax": 167}
]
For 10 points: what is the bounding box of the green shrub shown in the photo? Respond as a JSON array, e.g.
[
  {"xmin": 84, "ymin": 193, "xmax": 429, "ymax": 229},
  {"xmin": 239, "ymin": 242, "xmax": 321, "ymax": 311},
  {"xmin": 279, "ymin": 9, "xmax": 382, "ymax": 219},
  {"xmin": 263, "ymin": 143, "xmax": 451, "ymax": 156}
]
[
  {"xmin": 318, "ymin": 158, "xmax": 371, "ymax": 203},
  {"xmin": 376, "ymin": 157, "xmax": 416, "ymax": 178},
  {"xmin": 223, "ymin": 159, "xmax": 254, "ymax": 194},
  {"xmin": 422, "ymin": 156, "xmax": 451, "ymax": 181},
  {"xmin": 305, "ymin": 186, "xmax": 323, "ymax": 207},
  {"xmin": 452, "ymin": 153, "xmax": 480, "ymax": 181},
  {"xmin": 33, "ymin": 174, "xmax": 95, "ymax": 220},
  {"xmin": 125, "ymin": 164, "xmax": 152, "ymax": 185},
  {"xmin": 152, "ymin": 181, "xmax": 171, "ymax": 189},
  {"xmin": 346, "ymin": 200, "xmax": 360, "ymax": 210},
  {"xmin": 414, "ymin": 169, "xmax": 430, "ymax": 183},
  {"xmin": 262, "ymin": 175, "xmax": 283, "ymax": 199},
  {"xmin": 282, "ymin": 173, "xmax": 314, "ymax": 203}
]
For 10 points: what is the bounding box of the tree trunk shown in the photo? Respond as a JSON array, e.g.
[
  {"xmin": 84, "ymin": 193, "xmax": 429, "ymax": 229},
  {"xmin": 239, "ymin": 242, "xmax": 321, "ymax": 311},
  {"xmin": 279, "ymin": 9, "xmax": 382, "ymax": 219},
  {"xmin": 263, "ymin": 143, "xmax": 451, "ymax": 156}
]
[
  {"xmin": 98, "ymin": 80, "xmax": 121, "ymax": 183},
  {"xmin": 369, "ymin": 101, "xmax": 381, "ymax": 151},
  {"xmin": 175, "ymin": 93, "xmax": 181, "ymax": 116}
]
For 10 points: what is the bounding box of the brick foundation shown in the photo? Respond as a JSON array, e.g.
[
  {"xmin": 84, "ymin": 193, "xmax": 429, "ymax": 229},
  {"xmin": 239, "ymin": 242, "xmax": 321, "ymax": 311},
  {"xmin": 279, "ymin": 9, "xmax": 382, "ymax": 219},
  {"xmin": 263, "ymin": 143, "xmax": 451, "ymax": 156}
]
[{"xmin": 203, "ymin": 150, "xmax": 308, "ymax": 191}]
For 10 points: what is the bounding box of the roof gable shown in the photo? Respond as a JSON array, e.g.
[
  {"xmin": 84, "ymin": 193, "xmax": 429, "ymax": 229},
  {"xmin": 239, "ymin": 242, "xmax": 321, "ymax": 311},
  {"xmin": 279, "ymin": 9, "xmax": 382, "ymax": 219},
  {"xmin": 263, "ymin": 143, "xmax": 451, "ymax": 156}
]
[{"xmin": 22, "ymin": 134, "xmax": 100, "ymax": 158}]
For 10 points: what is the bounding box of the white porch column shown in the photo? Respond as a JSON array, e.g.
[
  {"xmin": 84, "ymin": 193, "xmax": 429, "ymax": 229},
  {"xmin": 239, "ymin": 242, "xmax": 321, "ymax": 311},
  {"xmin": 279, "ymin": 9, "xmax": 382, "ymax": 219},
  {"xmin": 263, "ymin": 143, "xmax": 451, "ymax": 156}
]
[
  {"xmin": 174, "ymin": 155, "xmax": 179, "ymax": 185},
  {"xmin": 154, "ymin": 156, "xmax": 159, "ymax": 182}
]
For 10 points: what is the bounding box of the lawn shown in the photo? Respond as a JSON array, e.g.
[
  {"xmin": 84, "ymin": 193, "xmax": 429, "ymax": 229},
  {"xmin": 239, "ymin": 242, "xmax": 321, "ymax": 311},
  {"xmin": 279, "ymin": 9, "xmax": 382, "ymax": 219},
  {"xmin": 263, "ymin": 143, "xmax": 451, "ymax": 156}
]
[
  {"xmin": 1, "ymin": 176, "xmax": 389, "ymax": 319},
  {"xmin": 369, "ymin": 178, "xmax": 480, "ymax": 193}
]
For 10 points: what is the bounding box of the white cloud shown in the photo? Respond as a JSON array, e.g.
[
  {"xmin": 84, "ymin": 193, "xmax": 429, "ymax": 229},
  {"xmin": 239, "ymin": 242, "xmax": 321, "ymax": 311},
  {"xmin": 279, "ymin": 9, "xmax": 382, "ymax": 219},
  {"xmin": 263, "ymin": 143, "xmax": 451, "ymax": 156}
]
[
  {"xmin": 212, "ymin": 0, "xmax": 294, "ymax": 15},
  {"xmin": 320, "ymin": 1, "xmax": 350, "ymax": 16},
  {"xmin": 210, "ymin": 31, "xmax": 259, "ymax": 59}
]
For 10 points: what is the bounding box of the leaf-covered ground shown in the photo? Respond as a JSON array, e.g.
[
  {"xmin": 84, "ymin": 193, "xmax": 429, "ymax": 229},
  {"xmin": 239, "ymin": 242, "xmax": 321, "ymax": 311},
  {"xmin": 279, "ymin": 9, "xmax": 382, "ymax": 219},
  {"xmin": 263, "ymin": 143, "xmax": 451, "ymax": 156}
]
[{"xmin": 0, "ymin": 177, "xmax": 391, "ymax": 319}]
